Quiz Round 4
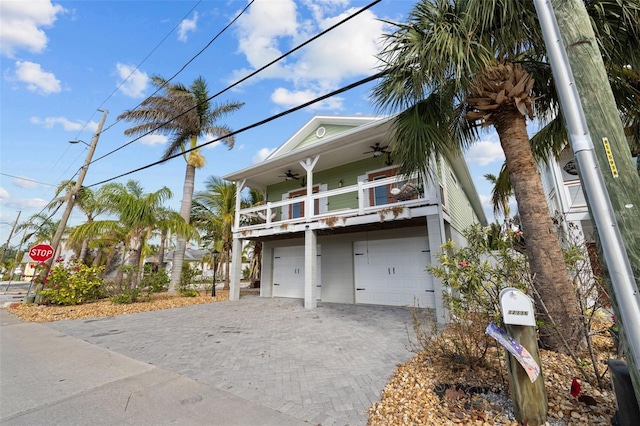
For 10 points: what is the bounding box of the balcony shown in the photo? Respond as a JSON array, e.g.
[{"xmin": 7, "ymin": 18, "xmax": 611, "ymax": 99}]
[{"xmin": 235, "ymin": 175, "xmax": 439, "ymax": 239}]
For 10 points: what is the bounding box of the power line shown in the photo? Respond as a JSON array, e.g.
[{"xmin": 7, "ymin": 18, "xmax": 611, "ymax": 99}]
[
  {"xmin": 90, "ymin": 0, "xmax": 382, "ymax": 165},
  {"xmin": 86, "ymin": 69, "xmax": 389, "ymax": 188},
  {"xmin": 0, "ymin": 173, "xmax": 57, "ymax": 188},
  {"xmin": 100, "ymin": 0, "xmax": 255, "ymax": 136}
]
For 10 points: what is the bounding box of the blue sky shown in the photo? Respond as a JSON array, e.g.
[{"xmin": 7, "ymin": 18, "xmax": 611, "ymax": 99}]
[{"xmin": 0, "ymin": 0, "xmax": 507, "ymax": 246}]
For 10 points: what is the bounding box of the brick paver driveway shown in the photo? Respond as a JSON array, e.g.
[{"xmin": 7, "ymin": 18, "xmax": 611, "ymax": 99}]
[{"xmin": 48, "ymin": 296, "xmax": 426, "ymax": 425}]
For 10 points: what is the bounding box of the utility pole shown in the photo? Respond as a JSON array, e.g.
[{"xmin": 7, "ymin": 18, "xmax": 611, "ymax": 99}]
[
  {"xmin": 0, "ymin": 211, "xmax": 21, "ymax": 267},
  {"xmin": 534, "ymin": 0, "xmax": 640, "ymax": 406},
  {"xmin": 46, "ymin": 109, "xmax": 108, "ymax": 271}
]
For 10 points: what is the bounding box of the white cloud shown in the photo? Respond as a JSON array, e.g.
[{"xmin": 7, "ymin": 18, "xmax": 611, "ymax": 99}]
[
  {"xmin": 12, "ymin": 177, "xmax": 40, "ymax": 189},
  {"xmin": 252, "ymin": 147, "xmax": 275, "ymax": 164},
  {"xmin": 115, "ymin": 63, "xmax": 148, "ymax": 98},
  {"xmin": 0, "ymin": 188, "xmax": 9, "ymax": 199},
  {"xmin": 0, "ymin": 0, "xmax": 65, "ymax": 57},
  {"xmin": 178, "ymin": 12, "xmax": 198, "ymax": 42},
  {"xmin": 139, "ymin": 133, "xmax": 168, "ymax": 146},
  {"xmin": 271, "ymin": 87, "xmax": 344, "ymax": 110},
  {"xmin": 465, "ymin": 141, "xmax": 505, "ymax": 166},
  {"xmin": 13, "ymin": 61, "xmax": 61, "ymax": 94},
  {"xmin": 231, "ymin": 0, "xmax": 388, "ymax": 111},
  {"xmin": 30, "ymin": 116, "xmax": 98, "ymax": 133},
  {"xmin": 235, "ymin": 0, "xmax": 297, "ymax": 71},
  {"xmin": 0, "ymin": 197, "xmax": 49, "ymax": 210}
]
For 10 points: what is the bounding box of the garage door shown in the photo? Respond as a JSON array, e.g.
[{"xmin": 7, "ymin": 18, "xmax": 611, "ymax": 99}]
[
  {"xmin": 272, "ymin": 246, "xmax": 321, "ymax": 299},
  {"xmin": 354, "ymin": 237, "xmax": 434, "ymax": 308}
]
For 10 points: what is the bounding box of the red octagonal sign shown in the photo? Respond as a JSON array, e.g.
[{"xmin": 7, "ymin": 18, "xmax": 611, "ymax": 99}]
[{"xmin": 29, "ymin": 244, "xmax": 55, "ymax": 262}]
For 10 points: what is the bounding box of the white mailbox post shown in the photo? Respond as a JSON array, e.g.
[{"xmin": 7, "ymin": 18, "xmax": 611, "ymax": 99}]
[{"xmin": 497, "ymin": 287, "xmax": 547, "ymax": 425}]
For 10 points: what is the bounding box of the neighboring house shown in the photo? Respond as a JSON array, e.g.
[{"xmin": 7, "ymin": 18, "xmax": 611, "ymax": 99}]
[
  {"xmin": 539, "ymin": 147, "xmax": 599, "ymax": 270},
  {"xmin": 223, "ymin": 115, "xmax": 487, "ymax": 323},
  {"xmin": 162, "ymin": 248, "xmax": 209, "ymax": 276}
]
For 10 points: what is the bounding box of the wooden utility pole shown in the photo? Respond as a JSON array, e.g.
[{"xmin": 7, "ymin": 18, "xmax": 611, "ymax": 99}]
[
  {"xmin": 536, "ymin": 0, "xmax": 640, "ymax": 406},
  {"xmin": 0, "ymin": 211, "xmax": 21, "ymax": 267},
  {"xmin": 47, "ymin": 109, "xmax": 108, "ymax": 272}
]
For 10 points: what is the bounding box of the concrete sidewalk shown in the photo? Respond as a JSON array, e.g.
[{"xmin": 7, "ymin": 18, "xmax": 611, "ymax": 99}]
[
  {"xmin": 1, "ymin": 298, "xmax": 423, "ymax": 425},
  {"xmin": 0, "ymin": 309, "xmax": 306, "ymax": 426}
]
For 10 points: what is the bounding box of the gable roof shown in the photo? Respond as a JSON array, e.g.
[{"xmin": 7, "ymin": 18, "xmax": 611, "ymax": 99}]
[{"xmin": 267, "ymin": 115, "xmax": 382, "ymax": 160}]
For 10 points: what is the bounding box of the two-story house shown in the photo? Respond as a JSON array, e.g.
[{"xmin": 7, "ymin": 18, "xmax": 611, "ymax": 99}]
[{"xmin": 222, "ymin": 115, "xmax": 487, "ymax": 323}]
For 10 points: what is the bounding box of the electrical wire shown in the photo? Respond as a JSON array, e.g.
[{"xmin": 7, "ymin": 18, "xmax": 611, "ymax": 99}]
[
  {"xmin": 100, "ymin": 0, "xmax": 255, "ymax": 136},
  {"xmin": 0, "ymin": 173, "xmax": 57, "ymax": 188},
  {"xmin": 90, "ymin": 0, "xmax": 382, "ymax": 165},
  {"xmin": 86, "ymin": 68, "xmax": 390, "ymax": 188}
]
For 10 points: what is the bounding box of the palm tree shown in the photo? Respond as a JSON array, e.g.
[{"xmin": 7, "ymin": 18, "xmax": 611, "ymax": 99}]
[
  {"xmin": 17, "ymin": 213, "xmax": 60, "ymax": 247},
  {"xmin": 191, "ymin": 176, "xmax": 236, "ymax": 290},
  {"xmin": 48, "ymin": 181, "xmax": 105, "ymax": 264},
  {"xmin": 484, "ymin": 170, "xmax": 512, "ymax": 220},
  {"xmin": 152, "ymin": 206, "xmax": 186, "ymax": 268},
  {"xmin": 371, "ymin": 0, "xmax": 587, "ymax": 351},
  {"xmin": 70, "ymin": 181, "xmax": 172, "ymax": 287},
  {"xmin": 118, "ymin": 76, "xmax": 244, "ymax": 294}
]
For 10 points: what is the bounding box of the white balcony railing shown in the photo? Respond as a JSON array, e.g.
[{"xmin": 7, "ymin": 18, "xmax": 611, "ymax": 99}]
[{"xmin": 236, "ymin": 175, "xmax": 436, "ymax": 233}]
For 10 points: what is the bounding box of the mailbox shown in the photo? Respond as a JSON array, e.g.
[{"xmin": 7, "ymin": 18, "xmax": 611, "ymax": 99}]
[{"xmin": 500, "ymin": 287, "xmax": 535, "ymax": 326}]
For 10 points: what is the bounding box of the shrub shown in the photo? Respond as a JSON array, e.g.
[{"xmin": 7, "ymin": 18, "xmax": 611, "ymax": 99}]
[
  {"xmin": 111, "ymin": 288, "xmax": 150, "ymax": 304},
  {"xmin": 409, "ymin": 224, "xmax": 532, "ymax": 369},
  {"xmin": 141, "ymin": 268, "xmax": 169, "ymax": 293},
  {"xmin": 179, "ymin": 263, "xmax": 199, "ymax": 297},
  {"xmin": 38, "ymin": 263, "xmax": 105, "ymax": 306}
]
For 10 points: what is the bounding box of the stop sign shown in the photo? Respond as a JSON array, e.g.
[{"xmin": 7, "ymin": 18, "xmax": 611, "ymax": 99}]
[{"xmin": 29, "ymin": 244, "xmax": 55, "ymax": 262}]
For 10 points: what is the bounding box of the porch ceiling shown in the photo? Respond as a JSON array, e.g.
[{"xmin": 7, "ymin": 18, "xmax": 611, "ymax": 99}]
[{"xmin": 223, "ymin": 118, "xmax": 394, "ymax": 190}]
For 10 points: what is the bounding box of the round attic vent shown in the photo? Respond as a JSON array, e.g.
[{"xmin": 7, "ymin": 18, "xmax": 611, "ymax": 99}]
[{"xmin": 316, "ymin": 126, "xmax": 326, "ymax": 138}]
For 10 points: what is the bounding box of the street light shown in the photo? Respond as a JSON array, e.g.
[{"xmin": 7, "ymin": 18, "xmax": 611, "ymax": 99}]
[
  {"xmin": 69, "ymin": 139, "xmax": 90, "ymax": 147},
  {"xmin": 211, "ymin": 249, "xmax": 220, "ymax": 297}
]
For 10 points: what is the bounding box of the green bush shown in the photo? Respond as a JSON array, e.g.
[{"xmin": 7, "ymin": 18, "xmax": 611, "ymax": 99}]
[
  {"xmin": 179, "ymin": 263, "xmax": 199, "ymax": 297},
  {"xmin": 38, "ymin": 263, "xmax": 105, "ymax": 306},
  {"xmin": 111, "ymin": 288, "xmax": 150, "ymax": 304},
  {"xmin": 141, "ymin": 269, "xmax": 169, "ymax": 293},
  {"xmin": 409, "ymin": 223, "xmax": 532, "ymax": 369}
]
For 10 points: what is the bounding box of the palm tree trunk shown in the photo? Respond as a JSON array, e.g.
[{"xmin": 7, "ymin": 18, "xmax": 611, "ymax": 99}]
[
  {"xmin": 495, "ymin": 108, "xmax": 584, "ymax": 352},
  {"xmin": 79, "ymin": 239, "xmax": 89, "ymax": 264},
  {"xmin": 158, "ymin": 233, "xmax": 166, "ymax": 268},
  {"xmin": 92, "ymin": 248, "xmax": 102, "ymax": 267},
  {"xmin": 168, "ymin": 163, "xmax": 196, "ymax": 294}
]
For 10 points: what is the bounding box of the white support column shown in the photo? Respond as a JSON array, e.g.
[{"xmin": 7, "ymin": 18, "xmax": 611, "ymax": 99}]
[
  {"xmin": 304, "ymin": 228, "xmax": 317, "ymax": 309},
  {"xmin": 233, "ymin": 179, "xmax": 246, "ymax": 232},
  {"xmin": 300, "ymin": 157, "xmax": 319, "ymax": 221},
  {"xmin": 229, "ymin": 237, "xmax": 243, "ymax": 301}
]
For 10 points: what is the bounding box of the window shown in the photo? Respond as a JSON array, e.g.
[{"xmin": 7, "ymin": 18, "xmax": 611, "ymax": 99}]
[
  {"xmin": 367, "ymin": 168, "xmax": 400, "ymax": 206},
  {"xmin": 373, "ymin": 176, "xmax": 388, "ymax": 205},
  {"xmin": 288, "ymin": 186, "xmax": 320, "ymax": 218}
]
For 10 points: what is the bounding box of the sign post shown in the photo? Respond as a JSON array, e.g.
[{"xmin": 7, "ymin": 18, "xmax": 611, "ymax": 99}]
[
  {"xmin": 497, "ymin": 288, "xmax": 547, "ymax": 425},
  {"xmin": 25, "ymin": 244, "xmax": 55, "ymax": 303}
]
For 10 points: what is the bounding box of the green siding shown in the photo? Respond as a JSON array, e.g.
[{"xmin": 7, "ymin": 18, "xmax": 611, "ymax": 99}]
[
  {"xmin": 294, "ymin": 124, "xmax": 356, "ymax": 150},
  {"xmin": 266, "ymin": 157, "xmax": 390, "ymax": 212},
  {"xmin": 442, "ymin": 159, "xmax": 480, "ymax": 233}
]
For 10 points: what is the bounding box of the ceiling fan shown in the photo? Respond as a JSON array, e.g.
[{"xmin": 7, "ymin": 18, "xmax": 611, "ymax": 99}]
[
  {"xmin": 363, "ymin": 142, "xmax": 389, "ymax": 157},
  {"xmin": 279, "ymin": 170, "xmax": 300, "ymax": 181}
]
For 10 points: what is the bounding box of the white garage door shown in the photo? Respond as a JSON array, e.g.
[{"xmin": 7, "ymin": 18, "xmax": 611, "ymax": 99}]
[
  {"xmin": 272, "ymin": 246, "xmax": 321, "ymax": 299},
  {"xmin": 354, "ymin": 237, "xmax": 434, "ymax": 308}
]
